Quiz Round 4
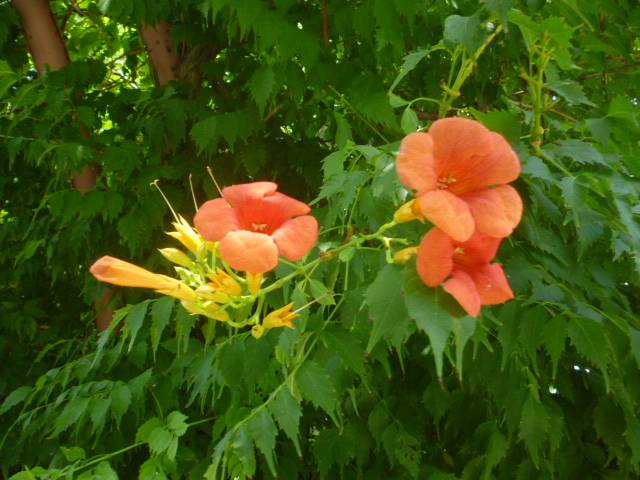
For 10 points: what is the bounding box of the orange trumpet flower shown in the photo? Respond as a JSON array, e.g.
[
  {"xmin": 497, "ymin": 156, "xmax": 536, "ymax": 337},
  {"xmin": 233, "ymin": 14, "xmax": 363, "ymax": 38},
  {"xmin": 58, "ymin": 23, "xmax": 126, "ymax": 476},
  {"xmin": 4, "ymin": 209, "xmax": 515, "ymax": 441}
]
[
  {"xmin": 397, "ymin": 117, "xmax": 522, "ymax": 242},
  {"xmin": 194, "ymin": 182, "xmax": 318, "ymax": 273},
  {"xmin": 416, "ymin": 228, "xmax": 514, "ymax": 317},
  {"xmin": 90, "ymin": 256, "xmax": 198, "ymax": 302}
]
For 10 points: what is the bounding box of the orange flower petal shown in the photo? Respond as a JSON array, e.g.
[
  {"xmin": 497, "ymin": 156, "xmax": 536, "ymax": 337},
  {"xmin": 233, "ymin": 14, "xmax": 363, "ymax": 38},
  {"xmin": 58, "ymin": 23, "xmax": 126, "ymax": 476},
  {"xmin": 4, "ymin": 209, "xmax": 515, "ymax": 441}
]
[
  {"xmin": 443, "ymin": 270, "xmax": 481, "ymax": 317},
  {"xmin": 218, "ymin": 230, "xmax": 279, "ymax": 273},
  {"xmin": 396, "ymin": 132, "xmax": 438, "ymax": 193},
  {"xmin": 194, "ymin": 198, "xmax": 240, "ymax": 241},
  {"xmin": 428, "ymin": 118, "xmax": 520, "ymax": 194},
  {"xmin": 236, "ymin": 192, "xmax": 311, "ymax": 233},
  {"xmin": 272, "ymin": 215, "xmax": 318, "ymax": 261},
  {"xmin": 463, "ymin": 185, "xmax": 523, "ymax": 238},
  {"xmin": 468, "ymin": 263, "xmax": 514, "ymax": 305},
  {"xmin": 416, "ymin": 228, "xmax": 455, "ymax": 286},
  {"xmin": 222, "ymin": 181, "xmax": 278, "ymax": 205},
  {"xmin": 456, "ymin": 232, "xmax": 502, "ymax": 266},
  {"xmin": 417, "ymin": 190, "xmax": 475, "ymax": 242}
]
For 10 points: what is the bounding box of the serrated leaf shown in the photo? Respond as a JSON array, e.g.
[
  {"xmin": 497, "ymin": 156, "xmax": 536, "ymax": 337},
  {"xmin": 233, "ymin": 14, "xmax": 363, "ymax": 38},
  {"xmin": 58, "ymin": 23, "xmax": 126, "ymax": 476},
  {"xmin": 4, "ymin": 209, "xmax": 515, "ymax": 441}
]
[
  {"xmin": 148, "ymin": 426, "xmax": 173, "ymax": 456},
  {"xmin": 89, "ymin": 397, "xmax": 111, "ymax": 437},
  {"xmin": 401, "ymin": 106, "xmax": 419, "ymax": 134},
  {"xmin": 404, "ymin": 268, "xmax": 454, "ymax": 378},
  {"xmin": 52, "ymin": 397, "xmax": 89, "ymax": 437},
  {"xmin": 309, "ymin": 279, "xmax": 335, "ymax": 305},
  {"xmin": 136, "ymin": 417, "xmax": 163, "ymax": 443},
  {"xmin": 232, "ymin": 427, "xmax": 256, "ymax": 477},
  {"xmin": 389, "ymin": 46, "xmax": 443, "ymax": 93},
  {"xmin": 518, "ymin": 396, "xmax": 549, "ymax": 468},
  {"xmin": 542, "ymin": 316, "xmax": 566, "ymax": 378},
  {"xmin": 126, "ymin": 301, "xmax": 148, "ymax": 352},
  {"xmin": 334, "ymin": 113, "xmax": 352, "ymax": 149},
  {"xmin": 296, "ymin": 360, "xmax": 338, "ymax": 420},
  {"xmin": 247, "ymin": 409, "xmax": 277, "ymax": 476},
  {"xmin": 248, "ymin": 65, "xmax": 275, "ymax": 115},
  {"xmin": 110, "ymin": 382, "xmax": 131, "ymax": 427},
  {"xmin": 365, "ymin": 264, "xmax": 410, "ymax": 352},
  {"xmin": 323, "ymin": 328, "xmax": 365, "ymax": 375},
  {"xmin": 567, "ymin": 317, "xmax": 609, "ymax": 383},
  {"xmin": 547, "ymin": 79, "xmax": 594, "ymax": 106},
  {"xmin": 553, "ymin": 139, "xmax": 605, "ymax": 166},
  {"xmin": 322, "ymin": 149, "xmax": 347, "ymax": 181},
  {"xmin": 0, "ymin": 386, "xmax": 31, "ymax": 415},
  {"xmin": 151, "ymin": 297, "xmax": 174, "ymax": 360},
  {"xmin": 190, "ymin": 115, "xmax": 218, "ymax": 154},
  {"xmin": 167, "ymin": 411, "xmax": 188, "ymax": 437},
  {"xmin": 628, "ymin": 328, "xmax": 640, "ymax": 371},
  {"xmin": 451, "ymin": 316, "xmax": 476, "ymax": 379},
  {"xmin": 268, "ymin": 388, "xmax": 302, "ymax": 456},
  {"xmin": 444, "ymin": 12, "xmax": 485, "ymax": 53}
]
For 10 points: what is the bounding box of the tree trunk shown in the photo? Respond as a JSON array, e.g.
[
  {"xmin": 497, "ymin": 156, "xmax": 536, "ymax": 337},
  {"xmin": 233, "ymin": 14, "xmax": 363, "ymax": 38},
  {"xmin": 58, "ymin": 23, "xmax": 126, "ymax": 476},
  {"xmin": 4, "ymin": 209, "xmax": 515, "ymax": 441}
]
[{"xmin": 139, "ymin": 21, "xmax": 180, "ymax": 86}]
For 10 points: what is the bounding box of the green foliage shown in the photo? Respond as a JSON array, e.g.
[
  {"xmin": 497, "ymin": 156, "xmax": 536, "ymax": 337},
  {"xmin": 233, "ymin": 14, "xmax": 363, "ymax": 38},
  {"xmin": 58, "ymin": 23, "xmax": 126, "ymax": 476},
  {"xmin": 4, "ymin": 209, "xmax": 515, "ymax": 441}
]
[{"xmin": 1, "ymin": 0, "xmax": 640, "ymax": 478}]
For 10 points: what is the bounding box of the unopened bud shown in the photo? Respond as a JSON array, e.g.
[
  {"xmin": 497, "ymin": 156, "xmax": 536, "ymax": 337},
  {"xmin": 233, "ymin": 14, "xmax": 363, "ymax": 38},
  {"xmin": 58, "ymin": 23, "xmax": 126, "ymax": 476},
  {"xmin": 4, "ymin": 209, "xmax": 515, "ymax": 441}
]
[
  {"xmin": 393, "ymin": 246, "xmax": 418, "ymax": 264},
  {"xmin": 393, "ymin": 199, "xmax": 424, "ymax": 224},
  {"xmin": 158, "ymin": 248, "xmax": 193, "ymax": 268}
]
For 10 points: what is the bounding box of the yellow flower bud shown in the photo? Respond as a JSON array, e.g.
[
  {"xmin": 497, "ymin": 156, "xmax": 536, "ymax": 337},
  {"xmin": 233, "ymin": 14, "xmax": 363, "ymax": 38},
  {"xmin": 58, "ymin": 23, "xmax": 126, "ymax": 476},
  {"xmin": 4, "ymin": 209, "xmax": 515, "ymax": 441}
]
[
  {"xmin": 393, "ymin": 199, "xmax": 424, "ymax": 224},
  {"xmin": 393, "ymin": 246, "xmax": 418, "ymax": 264},
  {"xmin": 158, "ymin": 248, "xmax": 193, "ymax": 268},
  {"xmin": 208, "ymin": 269, "xmax": 242, "ymax": 296},
  {"xmin": 246, "ymin": 272, "xmax": 263, "ymax": 295},
  {"xmin": 251, "ymin": 324, "xmax": 265, "ymax": 339},
  {"xmin": 167, "ymin": 215, "xmax": 203, "ymax": 254}
]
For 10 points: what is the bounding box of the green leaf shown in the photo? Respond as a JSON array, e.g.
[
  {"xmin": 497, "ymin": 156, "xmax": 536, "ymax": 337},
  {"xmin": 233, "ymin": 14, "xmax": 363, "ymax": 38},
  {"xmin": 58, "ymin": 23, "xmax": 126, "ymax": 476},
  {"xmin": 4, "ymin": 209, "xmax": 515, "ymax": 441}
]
[
  {"xmin": 552, "ymin": 139, "xmax": 605, "ymax": 166},
  {"xmin": 323, "ymin": 328, "xmax": 365, "ymax": 375},
  {"xmin": 247, "ymin": 409, "xmax": 278, "ymax": 476},
  {"xmin": 334, "ymin": 113, "xmax": 352, "ymax": 150},
  {"xmin": 482, "ymin": 0, "xmax": 512, "ymax": 26},
  {"xmin": 136, "ymin": 417, "xmax": 163, "ymax": 443},
  {"xmin": 628, "ymin": 328, "xmax": 640, "ymax": 370},
  {"xmin": 110, "ymin": 382, "xmax": 132, "ymax": 427},
  {"xmin": 52, "ymin": 397, "xmax": 90, "ymax": 437},
  {"xmin": 248, "ymin": 65, "xmax": 275, "ymax": 115},
  {"xmin": 231, "ymin": 427, "xmax": 256, "ymax": 477},
  {"xmin": 451, "ymin": 316, "xmax": 476, "ymax": 379},
  {"xmin": 404, "ymin": 268, "xmax": 455, "ymax": 378},
  {"xmin": 61, "ymin": 446, "xmax": 86, "ymax": 462},
  {"xmin": 546, "ymin": 79, "xmax": 594, "ymax": 106},
  {"xmin": 542, "ymin": 316, "xmax": 566, "ymax": 378},
  {"xmin": 443, "ymin": 12, "xmax": 485, "ymax": 53},
  {"xmin": 518, "ymin": 396, "xmax": 549, "ymax": 468},
  {"xmin": 89, "ymin": 397, "xmax": 111, "ymax": 437},
  {"xmin": 0, "ymin": 386, "xmax": 32, "ymax": 415},
  {"xmin": 401, "ymin": 106, "xmax": 419, "ymax": 134},
  {"xmin": 166, "ymin": 411, "xmax": 188, "ymax": 437},
  {"xmin": 190, "ymin": 115, "xmax": 218, "ymax": 154},
  {"xmin": 366, "ymin": 264, "xmax": 410, "ymax": 352},
  {"xmin": 567, "ymin": 317, "xmax": 609, "ymax": 383},
  {"xmin": 296, "ymin": 360, "xmax": 338, "ymax": 420},
  {"xmin": 469, "ymin": 109, "xmax": 521, "ymax": 146},
  {"xmin": 126, "ymin": 301, "xmax": 148, "ymax": 352},
  {"xmin": 309, "ymin": 279, "xmax": 335, "ymax": 305},
  {"xmin": 148, "ymin": 426, "xmax": 174, "ymax": 456},
  {"xmin": 389, "ymin": 48, "xmax": 430, "ymax": 93},
  {"xmin": 151, "ymin": 297, "xmax": 174, "ymax": 360},
  {"xmin": 268, "ymin": 388, "xmax": 302, "ymax": 456}
]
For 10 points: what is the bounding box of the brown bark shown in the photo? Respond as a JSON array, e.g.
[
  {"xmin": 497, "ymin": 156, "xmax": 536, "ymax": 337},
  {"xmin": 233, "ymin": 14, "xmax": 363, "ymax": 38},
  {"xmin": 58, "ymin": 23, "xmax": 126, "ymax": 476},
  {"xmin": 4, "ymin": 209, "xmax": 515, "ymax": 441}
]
[
  {"xmin": 13, "ymin": 0, "xmax": 107, "ymax": 325},
  {"xmin": 12, "ymin": 0, "xmax": 69, "ymax": 74},
  {"xmin": 139, "ymin": 21, "xmax": 180, "ymax": 86}
]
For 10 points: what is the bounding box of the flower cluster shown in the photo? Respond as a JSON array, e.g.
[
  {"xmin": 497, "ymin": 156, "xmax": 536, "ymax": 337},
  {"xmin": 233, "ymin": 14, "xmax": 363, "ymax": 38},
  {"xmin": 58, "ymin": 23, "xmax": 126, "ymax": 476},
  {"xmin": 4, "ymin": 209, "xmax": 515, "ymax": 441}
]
[
  {"xmin": 395, "ymin": 117, "xmax": 522, "ymax": 316},
  {"xmin": 90, "ymin": 182, "xmax": 318, "ymax": 337}
]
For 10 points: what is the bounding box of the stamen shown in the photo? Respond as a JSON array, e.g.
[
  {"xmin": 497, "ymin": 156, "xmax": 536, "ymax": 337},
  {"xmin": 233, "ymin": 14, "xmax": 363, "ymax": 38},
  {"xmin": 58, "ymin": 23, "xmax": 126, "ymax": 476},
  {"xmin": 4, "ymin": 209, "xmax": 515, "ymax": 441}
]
[
  {"xmin": 252, "ymin": 223, "xmax": 268, "ymax": 232},
  {"xmin": 206, "ymin": 166, "xmax": 225, "ymax": 200},
  {"xmin": 437, "ymin": 175, "xmax": 457, "ymax": 189},
  {"xmin": 151, "ymin": 180, "xmax": 179, "ymax": 222},
  {"xmin": 189, "ymin": 174, "xmax": 198, "ymax": 212},
  {"xmin": 293, "ymin": 292, "xmax": 331, "ymax": 314}
]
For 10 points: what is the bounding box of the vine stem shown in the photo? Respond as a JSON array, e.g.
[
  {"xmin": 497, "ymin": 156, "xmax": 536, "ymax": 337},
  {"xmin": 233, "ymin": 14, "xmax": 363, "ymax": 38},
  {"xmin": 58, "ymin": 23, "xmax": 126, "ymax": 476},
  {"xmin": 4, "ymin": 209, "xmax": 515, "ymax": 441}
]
[{"xmin": 258, "ymin": 220, "xmax": 397, "ymax": 298}]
